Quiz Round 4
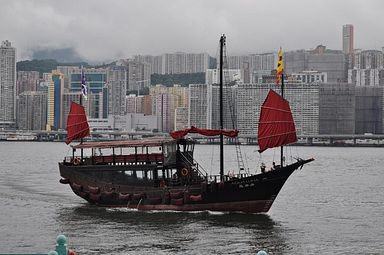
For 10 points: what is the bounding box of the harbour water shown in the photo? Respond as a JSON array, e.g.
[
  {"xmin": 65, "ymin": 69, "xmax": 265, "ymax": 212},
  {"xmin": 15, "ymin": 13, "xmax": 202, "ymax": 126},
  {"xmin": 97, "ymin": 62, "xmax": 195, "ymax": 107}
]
[{"xmin": 0, "ymin": 142, "xmax": 383, "ymax": 254}]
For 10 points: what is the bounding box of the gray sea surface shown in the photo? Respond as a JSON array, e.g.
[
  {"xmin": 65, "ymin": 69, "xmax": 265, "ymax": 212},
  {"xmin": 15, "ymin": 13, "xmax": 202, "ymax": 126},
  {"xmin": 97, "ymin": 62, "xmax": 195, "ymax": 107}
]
[{"xmin": 0, "ymin": 142, "xmax": 383, "ymax": 254}]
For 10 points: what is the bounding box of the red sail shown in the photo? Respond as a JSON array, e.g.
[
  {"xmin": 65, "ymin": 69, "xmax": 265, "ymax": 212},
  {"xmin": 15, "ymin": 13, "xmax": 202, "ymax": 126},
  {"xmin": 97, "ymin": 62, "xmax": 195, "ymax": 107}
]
[
  {"xmin": 65, "ymin": 102, "xmax": 90, "ymax": 144},
  {"xmin": 170, "ymin": 126, "xmax": 239, "ymax": 140},
  {"xmin": 258, "ymin": 89, "xmax": 297, "ymax": 153}
]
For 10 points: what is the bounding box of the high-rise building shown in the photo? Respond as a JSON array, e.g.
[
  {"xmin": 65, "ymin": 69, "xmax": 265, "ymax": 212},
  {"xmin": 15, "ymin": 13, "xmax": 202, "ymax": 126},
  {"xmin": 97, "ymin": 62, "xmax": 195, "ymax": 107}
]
[
  {"xmin": 106, "ymin": 66, "xmax": 127, "ymax": 116},
  {"xmin": 285, "ymin": 46, "xmax": 346, "ymax": 82},
  {"xmin": 155, "ymin": 93, "xmax": 174, "ymax": 132},
  {"xmin": 69, "ymin": 68, "xmax": 107, "ymax": 94},
  {"xmin": 69, "ymin": 67, "xmax": 107, "ymax": 119},
  {"xmin": 126, "ymin": 94, "xmax": 137, "ymax": 113},
  {"xmin": 134, "ymin": 53, "xmax": 210, "ymax": 75},
  {"xmin": 46, "ymin": 71, "xmax": 64, "ymax": 130},
  {"xmin": 189, "ymin": 84, "xmax": 208, "ymax": 128},
  {"xmin": 319, "ymin": 83, "xmax": 355, "ymax": 134},
  {"xmin": 174, "ymin": 107, "xmax": 188, "ymax": 130},
  {"xmin": 57, "ymin": 66, "xmax": 78, "ymax": 89},
  {"xmin": 348, "ymin": 69, "xmax": 384, "ymax": 87},
  {"xmin": 352, "ymin": 50, "xmax": 384, "ymax": 69},
  {"xmin": 236, "ymin": 83, "xmax": 319, "ymax": 136},
  {"xmin": 343, "ymin": 24, "xmax": 354, "ymax": 55},
  {"xmin": 62, "ymin": 92, "xmax": 81, "ymax": 129},
  {"xmin": 141, "ymin": 95, "xmax": 153, "ymax": 115},
  {"xmin": 0, "ymin": 40, "xmax": 16, "ymax": 129},
  {"xmin": 355, "ymin": 86, "xmax": 383, "ymax": 134},
  {"xmin": 116, "ymin": 60, "xmax": 150, "ymax": 92},
  {"xmin": 150, "ymin": 84, "xmax": 189, "ymax": 131},
  {"xmin": 205, "ymin": 69, "xmax": 243, "ymax": 85},
  {"xmin": 16, "ymin": 71, "xmax": 40, "ymax": 95},
  {"xmin": 17, "ymin": 91, "xmax": 47, "ymax": 130},
  {"xmin": 208, "ymin": 84, "xmax": 235, "ymax": 130}
]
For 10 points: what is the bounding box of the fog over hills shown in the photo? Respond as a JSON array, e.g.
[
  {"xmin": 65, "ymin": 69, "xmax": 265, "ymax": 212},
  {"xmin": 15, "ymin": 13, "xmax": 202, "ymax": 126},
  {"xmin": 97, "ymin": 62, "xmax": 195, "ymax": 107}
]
[{"xmin": 31, "ymin": 47, "xmax": 85, "ymax": 63}]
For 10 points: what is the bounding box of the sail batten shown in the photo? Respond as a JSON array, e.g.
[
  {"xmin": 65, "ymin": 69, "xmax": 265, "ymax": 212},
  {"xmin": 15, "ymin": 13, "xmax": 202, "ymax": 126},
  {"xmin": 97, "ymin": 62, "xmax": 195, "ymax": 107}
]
[
  {"xmin": 258, "ymin": 89, "xmax": 297, "ymax": 153},
  {"xmin": 65, "ymin": 102, "xmax": 90, "ymax": 145}
]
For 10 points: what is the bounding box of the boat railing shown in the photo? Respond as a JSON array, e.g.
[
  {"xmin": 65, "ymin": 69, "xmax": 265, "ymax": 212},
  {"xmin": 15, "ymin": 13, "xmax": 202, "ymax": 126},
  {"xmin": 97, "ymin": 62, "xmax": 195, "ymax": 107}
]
[
  {"xmin": 63, "ymin": 153, "xmax": 164, "ymax": 165},
  {"xmin": 206, "ymin": 172, "xmax": 252, "ymax": 183},
  {"xmin": 179, "ymin": 153, "xmax": 208, "ymax": 179}
]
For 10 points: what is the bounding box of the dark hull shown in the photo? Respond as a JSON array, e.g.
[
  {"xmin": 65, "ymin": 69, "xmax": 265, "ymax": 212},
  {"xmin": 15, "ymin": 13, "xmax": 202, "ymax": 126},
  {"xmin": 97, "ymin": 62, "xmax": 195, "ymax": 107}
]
[{"xmin": 59, "ymin": 158, "xmax": 313, "ymax": 213}]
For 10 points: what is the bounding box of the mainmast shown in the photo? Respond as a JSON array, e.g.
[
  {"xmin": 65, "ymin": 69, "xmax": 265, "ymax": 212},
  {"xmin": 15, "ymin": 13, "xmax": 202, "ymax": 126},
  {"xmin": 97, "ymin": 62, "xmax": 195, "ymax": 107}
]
[
  {"xmin": 219, "ymin": 34, "xmax": 225, "ymax": 182},
  {"xmin": 280, "ymin": 73, "xmax": 284, "ymax": 167}
]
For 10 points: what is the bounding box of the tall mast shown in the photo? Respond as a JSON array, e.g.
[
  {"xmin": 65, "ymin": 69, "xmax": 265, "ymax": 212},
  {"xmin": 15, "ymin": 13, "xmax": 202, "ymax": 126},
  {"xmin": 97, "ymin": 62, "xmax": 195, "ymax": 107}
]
[
  {"xmin": 219, "ymin": 34, "xmax": 225, "ymax": 182},
  {"xmin": 80, "ymin": 67, "xmax": 84, "ymax": 159},
  {"xmin": 280, "ymin": 73, "xmax": 284, "ymax": 167}
]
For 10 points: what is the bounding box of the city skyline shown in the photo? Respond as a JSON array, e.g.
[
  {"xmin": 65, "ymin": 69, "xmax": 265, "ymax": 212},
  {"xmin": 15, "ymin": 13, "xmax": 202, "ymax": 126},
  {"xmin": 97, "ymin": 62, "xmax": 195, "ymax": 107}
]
[{"xmin": 1, "ymin": 0, "xmax": 384, "ymax": 63}]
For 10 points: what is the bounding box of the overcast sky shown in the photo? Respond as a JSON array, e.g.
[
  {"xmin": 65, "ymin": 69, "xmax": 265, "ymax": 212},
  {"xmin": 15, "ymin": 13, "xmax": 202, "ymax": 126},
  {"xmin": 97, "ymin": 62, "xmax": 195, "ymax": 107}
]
[{"xmin": 1, "ymin": 0, "xmax": 383, "ymax": 63}]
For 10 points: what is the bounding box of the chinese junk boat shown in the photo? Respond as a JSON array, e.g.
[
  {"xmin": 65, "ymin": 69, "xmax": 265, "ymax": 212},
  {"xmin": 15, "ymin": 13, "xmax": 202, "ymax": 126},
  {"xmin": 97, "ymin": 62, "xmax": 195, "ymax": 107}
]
[{"xmin": 58, "ymin": 35, "xmax": 313, "ymax": 213}]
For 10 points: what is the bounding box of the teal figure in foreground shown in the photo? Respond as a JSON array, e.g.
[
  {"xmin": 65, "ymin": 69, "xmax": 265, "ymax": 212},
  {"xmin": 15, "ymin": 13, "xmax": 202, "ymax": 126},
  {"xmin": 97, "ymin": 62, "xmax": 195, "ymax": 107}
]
[
  {"xmin": 55, "ymin": 234, "xmax": 67, "ymax": 255},
  {"xmin": 257, "ymin": 251, "xmax": 268, "ymax": 255}
]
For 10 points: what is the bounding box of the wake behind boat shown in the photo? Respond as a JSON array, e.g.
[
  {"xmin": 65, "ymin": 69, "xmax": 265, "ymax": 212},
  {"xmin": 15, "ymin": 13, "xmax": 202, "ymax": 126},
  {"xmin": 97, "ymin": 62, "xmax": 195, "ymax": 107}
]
[{"xmin": 58, "ymin": 35, "xmax": 313, "ymax": 213}]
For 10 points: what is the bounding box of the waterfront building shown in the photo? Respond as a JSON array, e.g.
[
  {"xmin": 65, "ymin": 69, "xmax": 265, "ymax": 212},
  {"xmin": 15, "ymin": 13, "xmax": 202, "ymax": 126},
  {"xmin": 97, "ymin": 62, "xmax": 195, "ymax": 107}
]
[
  {"xmin": 0, "ymin": 40, "xmax": 16, "ymax": 129},
  {"xmin": 16, "ymin": 71, "xmax": 39, "ymax": 95},
  {"xmin": 355, "ymin": 86, "xmax": 383, "ymax": 134},
  {"xmin": 319, "ymin": 83, "xmax": 355, "ymax": 134},
  {"xmin": 236, "ymin": 83, "xmax": 319, "ymax": 136},
  {"xmin": 108, "ymin": 114, "xmax": 157, "ymax": 132},
  {"xmin": 17, "ymin": 91, "xmax": 47, "ymax": 130},
  {"xmin": 343, "ymin": 24, "xmax": 354, "ymax": 55}
]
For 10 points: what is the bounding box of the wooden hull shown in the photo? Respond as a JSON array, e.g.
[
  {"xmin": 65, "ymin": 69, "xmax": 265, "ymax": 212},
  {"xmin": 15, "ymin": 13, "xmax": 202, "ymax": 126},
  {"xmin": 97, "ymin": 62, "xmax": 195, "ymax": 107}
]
[{"xmin": 59, "ymin": 159, "xmax": 313, "ymax": 213}]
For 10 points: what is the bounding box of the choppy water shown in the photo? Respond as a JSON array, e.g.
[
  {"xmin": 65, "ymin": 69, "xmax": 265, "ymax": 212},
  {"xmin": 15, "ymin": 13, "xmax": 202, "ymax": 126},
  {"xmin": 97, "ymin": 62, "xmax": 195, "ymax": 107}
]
[{"xmin": 0, "ymin": 142, "xmax": 383, "ymax": 254}]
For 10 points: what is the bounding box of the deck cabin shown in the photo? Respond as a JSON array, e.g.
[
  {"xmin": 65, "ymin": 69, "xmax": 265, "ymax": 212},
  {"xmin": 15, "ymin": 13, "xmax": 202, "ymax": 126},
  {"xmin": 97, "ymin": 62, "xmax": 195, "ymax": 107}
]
[{"xmin": 62, "ymin": 138, "xmax": 207, "ymax": 187}]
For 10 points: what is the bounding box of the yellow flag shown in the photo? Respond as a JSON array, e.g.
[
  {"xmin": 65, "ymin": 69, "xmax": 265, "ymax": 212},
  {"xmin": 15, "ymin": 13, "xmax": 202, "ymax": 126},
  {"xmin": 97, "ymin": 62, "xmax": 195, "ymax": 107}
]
[{"xmin": 276, "ymin": 47, "xmax": 284, "ymax": 85}]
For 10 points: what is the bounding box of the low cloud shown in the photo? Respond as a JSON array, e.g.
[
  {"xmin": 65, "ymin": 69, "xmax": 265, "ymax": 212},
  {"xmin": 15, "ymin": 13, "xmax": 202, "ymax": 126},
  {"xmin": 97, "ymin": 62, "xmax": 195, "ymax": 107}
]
[{"xmin": 1, "ymin": 0, "xmax": 383, "ymax": 63}]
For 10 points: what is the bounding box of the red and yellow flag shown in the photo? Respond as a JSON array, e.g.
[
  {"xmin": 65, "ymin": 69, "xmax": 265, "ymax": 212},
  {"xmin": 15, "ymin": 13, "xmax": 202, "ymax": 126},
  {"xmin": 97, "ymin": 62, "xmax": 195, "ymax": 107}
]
[{"xmin": 276, "ymin": 47, "xmax": 284, "ymax": 85}]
